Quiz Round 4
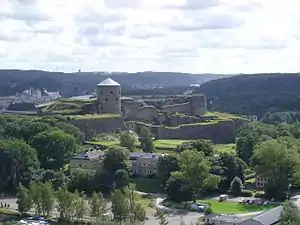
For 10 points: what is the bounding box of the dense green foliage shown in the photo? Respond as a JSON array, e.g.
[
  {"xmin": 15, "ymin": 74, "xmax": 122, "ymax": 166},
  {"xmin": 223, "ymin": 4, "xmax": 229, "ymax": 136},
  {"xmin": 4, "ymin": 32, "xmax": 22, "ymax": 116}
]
[
  {"xmin": 197, "ymin": 74, "xmax": 300, "ymax": 117},
  {"xmin": 280, "ymin": 201, "xmax": 300, "ymax": 225},
  {"xmin": 0, "ymin": 115, "xmax": 82, "ymax": 191}
]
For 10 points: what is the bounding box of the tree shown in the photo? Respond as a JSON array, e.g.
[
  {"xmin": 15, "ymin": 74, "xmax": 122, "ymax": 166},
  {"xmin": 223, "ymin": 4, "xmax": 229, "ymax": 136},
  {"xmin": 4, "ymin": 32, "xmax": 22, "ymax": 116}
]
[
  {"xmin": 252, "ymin": 139, "xmax": 300, "ymax": 200},
  {"xmin": 40, "ymin": 182, "xmax": 55, "ymax": 217},
  {"xmin": 89, "ymin": 192, "xmax": 106, "ymax": 219},
  {"xmin": 111, "ymin": 189, "xmax": 129, "ymax": 222},
  {"xmin": 157, "ymin": 154, "xmax": 179, "ymax": 186},
  {"xmin": 16, "ymin": 184, "xmax": 32, "ymax": 214},
  {"xmin": 236, "ymin": 133, "xmax": 257, "ymax": 164},
  {"xmin": 230, "ymin": 177, "xmax": 243, "ymax": 196},
  {"xmin": 125, "ymin": 184, "xmax": 146, "ymax": 223},
  {"xmin": 120, "ymin": 131, "xmax": 136, "ymax": 152},
  {"xmin": 138, "ymin": 127, "xmax": 155, "ymax": 153},
  {"xmin": 165, "ymin": 175, "xmax": 192, "ymax": 202},
  {"xmin": 73, "ymin": 190, "xmax": 87, "ymax": 221},
  {"xmin": 0, "ymin": 139, "xmax": 39, "ymax": 191},
  {"xmin": 155, "ymin": 208, "xmax": 168, "ymax": 225},
  {"xmin": 102, "ymin": 146, "xmax": 130, "ymax": 175},
  {"xmin": 191, "ymin": 140, "xmax": 214, "ymax": 156},
  {"xmin": 29, "ymin": 182, "xmax": 55, "ymax": 217},
  {"xmin": 56, "ymin": 185, "xmax": 76, "ymax": 222},
  {"xmin": 113, "ymin": 169, "xmax": 130, "ymax": 190},
  {"xmin": 30, "ymin": 130, "xmax": 77, "ymax": 170},
  {"xmin": 215, "ymin": 152, "xmax": 246, "ymax": 192},
  {"xmin": 55, "ymin": 122, "xmax": 84, "ymax": 143},
  {"xmin": 280, "ymin": 201, "xmax": 300, "ymax": 225},
  {"xmin": 69, "ymin": 169, "xmax": 94, "ymax": 193},
  {"xmin": 174, "ymin": 150, "xmax": 220, "ymax": 202},
  {"xmin": 29, "ymin": 182, "xmax": 43, "ymax": 215},
  {"xmin": 92, "ymin": 168, "xmax": 114, "ymax": 195}
]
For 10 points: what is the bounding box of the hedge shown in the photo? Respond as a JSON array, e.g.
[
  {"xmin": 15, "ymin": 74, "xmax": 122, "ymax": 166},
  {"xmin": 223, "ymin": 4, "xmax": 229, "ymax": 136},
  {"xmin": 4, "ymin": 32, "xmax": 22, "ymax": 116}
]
[
  {"xmin": 254, "ymin": 192, "xmax": 265, "ymax": 198},
  {"xmin": 240, "ymin": 190, "xmax": 253, "ymax": 197}
]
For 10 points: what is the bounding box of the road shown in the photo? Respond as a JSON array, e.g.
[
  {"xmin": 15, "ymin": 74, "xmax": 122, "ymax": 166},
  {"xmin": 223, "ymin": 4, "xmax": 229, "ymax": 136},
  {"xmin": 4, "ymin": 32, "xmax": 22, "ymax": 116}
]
[{"xmin": 1, "ymin": 196, "xmax": 203, "ymax": 225}]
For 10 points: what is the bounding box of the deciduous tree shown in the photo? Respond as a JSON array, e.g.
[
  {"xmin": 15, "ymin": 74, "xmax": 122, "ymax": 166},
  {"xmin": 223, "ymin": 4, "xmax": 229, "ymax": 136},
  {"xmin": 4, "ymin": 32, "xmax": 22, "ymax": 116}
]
[
  {"xmin": 30, "ymin": 130, "xmax": 77, "ymax": 170},
  {"xmin": 280, "ymin": 201, "xmax": 300, "ymax": 225},
  {"xmin": 16, "ymin": 184, "xmax": 32, "ymax": 214},
  {"xmin": 120, "ymin": 131, "xmax": 136, "ymax": 152},
  {"xmin": 138, "ymin": 127, "xmax": 155, "ymax": 153},
  {"xmin": 174, "ymin": 150, "xmax": 220, "ymax": 202},
  {"xmin": 252, "ymin": 139, "xmax": 300, "ymax": 200}
]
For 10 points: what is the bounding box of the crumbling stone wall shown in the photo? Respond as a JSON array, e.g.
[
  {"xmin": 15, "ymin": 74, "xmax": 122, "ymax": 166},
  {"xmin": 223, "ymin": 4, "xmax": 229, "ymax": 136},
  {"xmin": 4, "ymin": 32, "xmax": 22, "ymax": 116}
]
[
  {"xmin": 137, "ymin": 106, "xmax": 158, "ymax": 121},
  {"xmin": 152, "ymin": 120, "xmax": 236, "ymax": 144},
  {"xmin": 162, "ymin": 102, "xmax": 190, "ymax": 115},
  {"xmin": 168, "ymin": 114, "xmax": 202, "ymax": 126},
  {"xmin": 69, "ymin": 117, "xmax": 126, "ymax": 139}
]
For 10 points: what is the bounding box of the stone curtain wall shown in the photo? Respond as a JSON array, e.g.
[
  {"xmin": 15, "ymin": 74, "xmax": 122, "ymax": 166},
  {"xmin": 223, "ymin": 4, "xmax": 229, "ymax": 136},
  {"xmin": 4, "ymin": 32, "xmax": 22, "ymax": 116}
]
[
  {"xmin": 162, "ymin": 102, "xmax": 190, "ymax": 115},
  {"xmin": 151, "ymin": 120, "xmax": 236, "ymax": 144},
  {"xmin": 69, "ymin": 117, "xmax": 126, "ymax": 139}
]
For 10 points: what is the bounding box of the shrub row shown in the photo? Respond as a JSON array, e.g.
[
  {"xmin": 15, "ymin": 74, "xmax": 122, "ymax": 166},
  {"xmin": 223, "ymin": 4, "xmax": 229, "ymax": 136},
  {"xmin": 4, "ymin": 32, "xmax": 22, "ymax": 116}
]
[
  {"xmin": 240, "ymin": 190, "xmax": 253, "ymax": 197},
  {"xmin": 254, "ymin": 192, "xmax": 265, "ymax": 198}
]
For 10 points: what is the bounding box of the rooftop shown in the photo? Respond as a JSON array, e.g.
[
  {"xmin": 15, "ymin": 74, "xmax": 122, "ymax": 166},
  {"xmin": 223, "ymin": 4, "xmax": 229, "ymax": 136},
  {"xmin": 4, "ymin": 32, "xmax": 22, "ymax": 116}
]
[
  {"xmin": 205, "ymin": 214, "xmax": 252, "ymax": 223},
  {"xmin": 97, "ymin": 78, "xmax": 120, "ymax": 87},
  {"xmin": 252, "ymin": 206, "xmax": 283, "ymax": 225},
  {"xmin": 72, "ymin": 151, "xmax": 160, "ymax": 160}
]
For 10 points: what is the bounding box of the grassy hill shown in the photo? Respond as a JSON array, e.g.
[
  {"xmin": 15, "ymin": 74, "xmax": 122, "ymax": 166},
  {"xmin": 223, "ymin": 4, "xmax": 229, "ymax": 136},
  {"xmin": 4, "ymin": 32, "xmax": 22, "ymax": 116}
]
[
  {"xmin": 197, "ymin": 74, "xmax": 300, "ymax": 118},
  {"xmin": 39, "ymin": 98, "xmax": 96, "ymax": 115}
]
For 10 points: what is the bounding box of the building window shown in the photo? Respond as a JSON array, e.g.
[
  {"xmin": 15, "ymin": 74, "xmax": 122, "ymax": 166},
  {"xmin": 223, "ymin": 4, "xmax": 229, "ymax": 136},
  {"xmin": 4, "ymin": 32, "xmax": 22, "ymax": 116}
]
[
  {"xmin": 101, "ymin": 91, "xmax": 103, "ymax": 95},
  {"xmin": 110, "ymin": 91, "xmax": 113, "ymax": 94},
  {"xmin": 105, "ymin": 98, "xmax": 108, "ymax": 101},
  {"xmin": 115, "ymin": 98, "xmax": 118, "ymax": 101}
]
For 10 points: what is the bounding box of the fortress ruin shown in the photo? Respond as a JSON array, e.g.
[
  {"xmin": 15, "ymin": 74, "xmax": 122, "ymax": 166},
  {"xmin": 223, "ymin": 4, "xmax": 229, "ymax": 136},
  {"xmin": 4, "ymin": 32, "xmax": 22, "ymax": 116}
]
[{"xmin": 38, "ymin": 77, "xmax": 247, "ymax": 144}]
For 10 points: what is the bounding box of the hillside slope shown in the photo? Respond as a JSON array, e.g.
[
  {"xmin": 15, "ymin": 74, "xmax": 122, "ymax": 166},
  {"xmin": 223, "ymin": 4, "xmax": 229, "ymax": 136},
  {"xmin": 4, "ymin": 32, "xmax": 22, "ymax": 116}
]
[
  {"xmin": 0, "ymin": 70, "xmax": 224, "ymax": 97},
  {"xmin": 197, "ymin": 74, "xmax": 300, "ymax": 117}
]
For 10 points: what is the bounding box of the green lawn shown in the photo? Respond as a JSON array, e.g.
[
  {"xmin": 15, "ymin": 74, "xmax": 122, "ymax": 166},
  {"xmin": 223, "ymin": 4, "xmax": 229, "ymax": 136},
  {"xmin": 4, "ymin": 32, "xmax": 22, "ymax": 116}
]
[
  {"xmin": 153, "ymin": 139, "xmax": 189, "ymax": 149},
  {"xmin": 132, "ymin": 178, "xmax": 162, "ymax": 193},
  {"xmin": 198, "ymin": 199, "xmax": 278, "ymax": 214},
  {"xmin": 86, "ymin": 139, "xmax": 190, "ymax": 150},
  {"xmin": 213, "ymin": 144, "xmax": 236, "ymax": 153}
]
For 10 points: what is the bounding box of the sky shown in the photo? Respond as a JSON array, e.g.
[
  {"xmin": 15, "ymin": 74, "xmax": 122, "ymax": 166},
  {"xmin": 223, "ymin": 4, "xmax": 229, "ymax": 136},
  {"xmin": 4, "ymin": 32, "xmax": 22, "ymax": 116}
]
[{"xmin": 0, "ymin": 0, "xmax": 300, "ymax": 74}]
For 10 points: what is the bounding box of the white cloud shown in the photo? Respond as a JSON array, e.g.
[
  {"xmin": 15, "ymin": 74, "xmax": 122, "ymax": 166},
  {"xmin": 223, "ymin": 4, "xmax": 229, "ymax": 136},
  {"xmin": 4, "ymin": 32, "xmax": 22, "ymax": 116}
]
[{"xmin": 0, "ymin": 0, "xmax": 299, "ymax": 73}]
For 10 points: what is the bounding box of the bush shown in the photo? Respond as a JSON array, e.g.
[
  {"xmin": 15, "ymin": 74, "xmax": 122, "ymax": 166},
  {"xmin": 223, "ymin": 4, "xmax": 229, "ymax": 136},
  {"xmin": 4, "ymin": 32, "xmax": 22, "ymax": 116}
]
[
  {"xmin": 240, "ymin": 190, "xmax": 253, "ymax": 197},
  {"xmin": 254, "ymin": 192, "xmax": 265, "ymax": 198}
]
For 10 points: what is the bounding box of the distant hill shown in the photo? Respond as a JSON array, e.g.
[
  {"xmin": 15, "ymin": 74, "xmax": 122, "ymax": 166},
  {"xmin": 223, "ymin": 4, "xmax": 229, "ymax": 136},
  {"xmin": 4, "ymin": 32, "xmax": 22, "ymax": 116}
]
[
  {"xmin": 196, "ymin": 73, "xmax": 300, "ymax": 118},
  {"xmin": 0, "ymin": 70, "xmax": 226, "ymax": 97}
]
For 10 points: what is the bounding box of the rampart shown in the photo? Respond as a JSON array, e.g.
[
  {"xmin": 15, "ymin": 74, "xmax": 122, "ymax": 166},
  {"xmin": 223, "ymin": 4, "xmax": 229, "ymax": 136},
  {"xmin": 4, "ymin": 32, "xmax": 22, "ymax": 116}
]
[
  {"xmin": 69, "ymin": 116, "xmax": 126, "ymax": 139},
  {"xmin": 133, "ymin": 120, "xmax": 242, "ymax": 144}
]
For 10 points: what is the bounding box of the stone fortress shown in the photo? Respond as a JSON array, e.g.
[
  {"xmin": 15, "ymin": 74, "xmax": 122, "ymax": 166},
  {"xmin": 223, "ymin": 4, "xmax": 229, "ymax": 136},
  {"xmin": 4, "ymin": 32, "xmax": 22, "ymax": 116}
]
[
  {"xmin": 92, "ymin": 78, "xmax": 244, "ymax": 144},
  {"xmin": 38, "ymin": 77, "xmax": 247, "ymax": 144}
]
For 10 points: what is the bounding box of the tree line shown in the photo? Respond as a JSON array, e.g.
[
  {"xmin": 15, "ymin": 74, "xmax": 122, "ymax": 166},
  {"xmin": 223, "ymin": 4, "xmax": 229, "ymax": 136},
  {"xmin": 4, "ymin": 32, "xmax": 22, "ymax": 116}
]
[
  {"xmin": 16, "ymin": 182, "xmax": 146, "ymax": 224},
  {"xmin": 0, "ymin": 115, "xmax": 83, "ymax": 192}
]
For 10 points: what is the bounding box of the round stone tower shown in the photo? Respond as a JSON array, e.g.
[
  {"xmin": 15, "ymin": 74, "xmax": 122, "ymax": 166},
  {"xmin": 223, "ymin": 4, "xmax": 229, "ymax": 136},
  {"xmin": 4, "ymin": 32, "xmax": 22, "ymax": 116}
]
[{"xmin": 96, "ymin": 78, "xmax": 121, "ymax": 114}]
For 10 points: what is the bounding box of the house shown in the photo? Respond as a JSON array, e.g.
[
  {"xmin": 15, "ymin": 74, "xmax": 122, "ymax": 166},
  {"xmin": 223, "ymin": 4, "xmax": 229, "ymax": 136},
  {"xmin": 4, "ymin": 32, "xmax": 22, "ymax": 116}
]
[
  {"xmin": 70, "ymin": 149, "xmax": 105, "ymax": 172},
  {"xmin": 71, "ymin": 150, "xmax": 161, "ymax": 176},
  {"xmin": 205, "ymin": 206, "xmax": 283, "ymax": 225},
  {"xmin": 130, "ymin": 152, "xmax": 159, "ymax": 176},
  {"xmin": 255, "ymin": 176, "xmax": 268, "ymax": 189}
]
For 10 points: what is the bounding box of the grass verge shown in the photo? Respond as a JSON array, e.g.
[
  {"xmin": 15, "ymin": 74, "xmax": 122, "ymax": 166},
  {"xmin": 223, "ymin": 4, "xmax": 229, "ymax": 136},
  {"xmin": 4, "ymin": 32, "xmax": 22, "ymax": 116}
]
[
  {"xmin": 213, "ymin": 144, "xmax": 236, "ymax": 154},
  {"xmin": 198, "ymin": 199, "xmax": 279, "ymax": 214},
  {"xmin": 163, "ymin": 199, "xmax": 279, "ymax": 214}
]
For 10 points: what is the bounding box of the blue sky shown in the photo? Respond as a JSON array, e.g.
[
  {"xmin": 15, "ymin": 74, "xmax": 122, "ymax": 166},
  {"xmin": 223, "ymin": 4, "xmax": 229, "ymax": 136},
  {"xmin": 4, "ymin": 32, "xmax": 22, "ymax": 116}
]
[{"xmin": 0, "ymin": 0, "xmax": 299, "ymax": 73}]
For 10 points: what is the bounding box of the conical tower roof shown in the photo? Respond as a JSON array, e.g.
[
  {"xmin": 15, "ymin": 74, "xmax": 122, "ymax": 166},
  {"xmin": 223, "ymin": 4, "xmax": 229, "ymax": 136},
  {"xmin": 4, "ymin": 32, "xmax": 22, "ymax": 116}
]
[{"xmin": 97, "ymin": 78, "xmax": 120, "ymax": 86}]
